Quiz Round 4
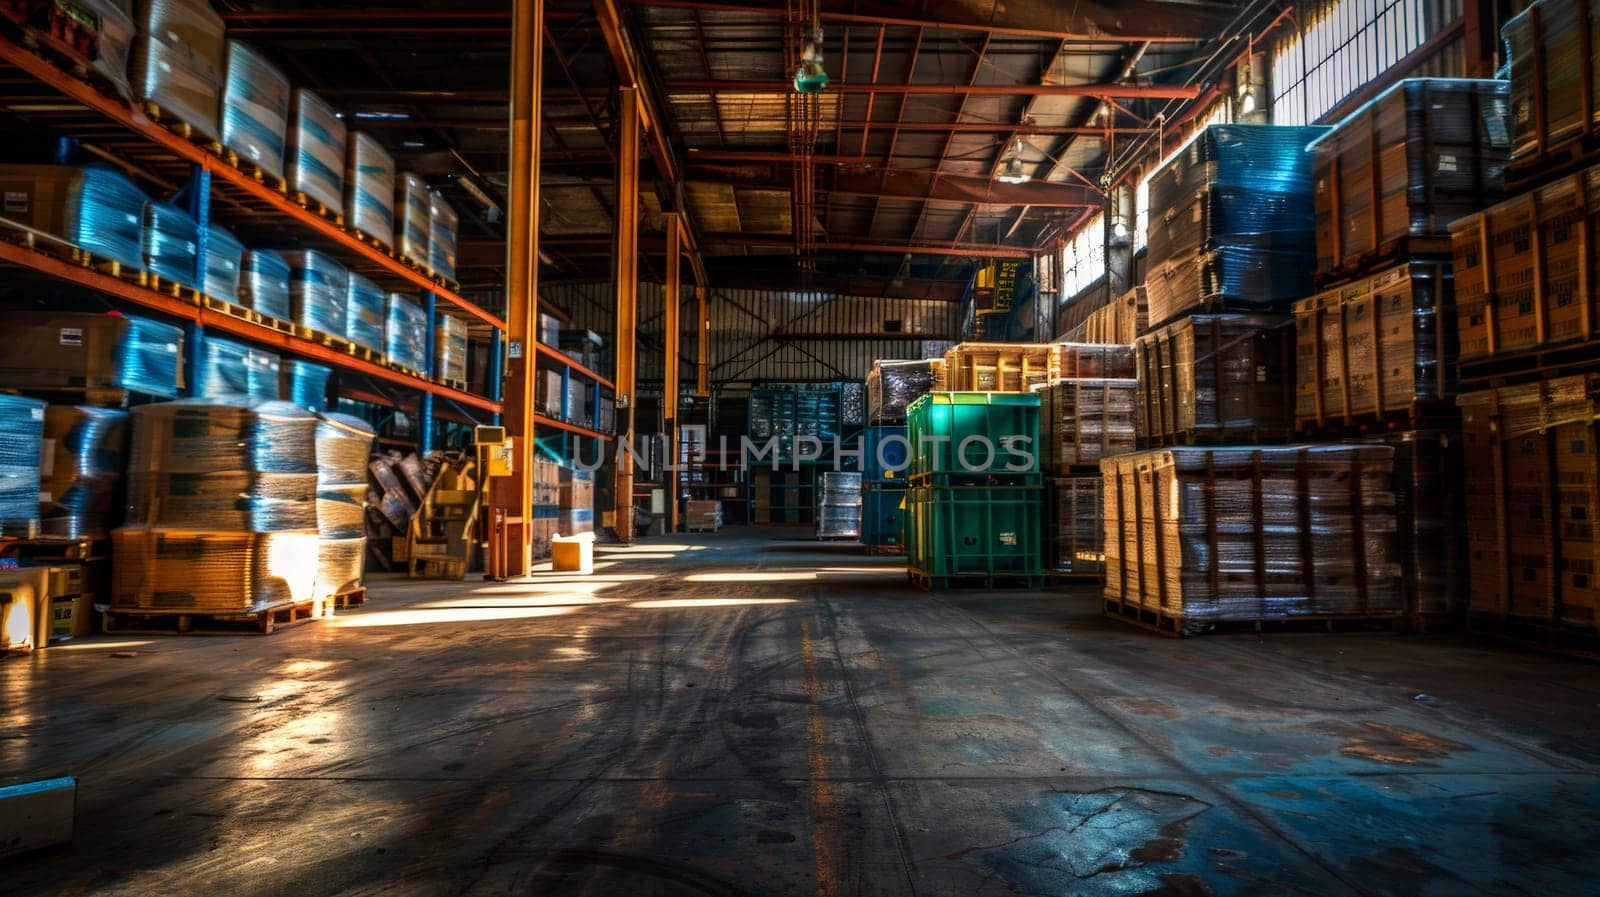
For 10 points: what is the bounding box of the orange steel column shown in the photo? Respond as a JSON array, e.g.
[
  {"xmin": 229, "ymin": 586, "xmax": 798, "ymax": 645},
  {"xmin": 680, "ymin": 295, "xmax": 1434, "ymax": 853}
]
[
  {"xmin": 494, "ymin": 0, "xmax": 542, "ymax": 575},
  {"xmin": 614, "ymin": 86, "xmax": 640, "ymax": 543},
  {"xmin": 664, "ymin": 213, "xmax": 682, "ymax": 534}
]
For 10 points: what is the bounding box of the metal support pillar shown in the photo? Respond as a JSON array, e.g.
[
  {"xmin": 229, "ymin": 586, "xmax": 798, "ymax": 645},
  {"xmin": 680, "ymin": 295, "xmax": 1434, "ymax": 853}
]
[
  {"xmin": 664, "ymin": 213, "xmax": 682, "ymax": 534},
  {"xmin": 494, "ymin": 0, "xmax": 543, "ymax": 575},
  {"xmin": 421, "ymin": 291, "xmax": 437, "ymax": 455},
  {"xmin": 614, "ymin": 86, "xmax": 641, "ymax": 543},
  {"xmin": 696, "ymin": 285, "xmax": 709, "ymax": 397}
]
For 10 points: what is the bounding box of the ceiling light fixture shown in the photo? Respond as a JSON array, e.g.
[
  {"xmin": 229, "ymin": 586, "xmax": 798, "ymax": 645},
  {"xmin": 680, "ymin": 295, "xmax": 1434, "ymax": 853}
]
[{"xmin": 996, "ymin": 137, "xmax": 1031, "ymax": 184}]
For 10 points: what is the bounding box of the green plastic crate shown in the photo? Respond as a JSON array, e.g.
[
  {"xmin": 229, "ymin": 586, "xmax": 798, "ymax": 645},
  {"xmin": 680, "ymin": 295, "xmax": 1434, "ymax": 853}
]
[
  {"xmin": 904, "ymin": 483, "xmax": 1045, "ymax": 582},
  {"xmin": 904, "ymin": 392, "xmax": 1040, "ymax": 478},
  {"xmin": 862, "ymin": 484, "xmax": 906, "ymax": 547}
]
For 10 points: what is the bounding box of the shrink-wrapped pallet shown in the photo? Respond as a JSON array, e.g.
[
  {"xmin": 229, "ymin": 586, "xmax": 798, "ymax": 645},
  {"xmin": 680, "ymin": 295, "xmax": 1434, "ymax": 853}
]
[
  {"xmin": 396, "ymin": 172, "xmax": 430, "ymax": 267},
  {"xmin": 0, "ymin": 312, "xmax": 184, "ymax": 398},
  {"xmin": 1102, "ymin": 445, "xmax": 1403, "ymax": 634},
  {"xmin": 346, "ymin": 132, "xmax": 396, "ymax": 246},
  {"xmin": 287, "ymin": 88, "xmax": 347, "ymax": 215},
  {"xmin": 1047, "ymin": 476, "xmax": 1103, "ymax": 575},
  {"xmin": 280, "ymin": 249, "xmax": 349, "ymax": 336},
  {"xmin": 942, "ymin": 342, "xmax": 1060, "ymax": 392},
  {"xmin": 0, "ymin": 395, "xmax": 45, "ymax": 537},
  {"xmin": 1035, "ymin": 378, "xmax": 1139, "ymax": 471},
  {"xmin": 866, "ymin": 359, "xmax": 942, "ymax": 422},
  {"xmin": 1360, "ymin": 429, "xmax": 1466, "ymax": 620},
  {"xmin": 435, "ymin": 314, "xmax": 468, "ymax": 384},
  {"xmin": 1136, "ymin": 314, "xmax": 1294, "ymax": 447},
  {"xmin": 40, "ymin": 406, "xmax": 130, "ymax": 540},
  {"xmin": 314, "ymin": 413, "xmax": 373, "ymax": 598},
  {"xmin": 193, "ymin": 336, "xmax": 280, "ymax": 401},
  {"xmin": 384, "ymin": 293, "xmax": 428, "ymax": 371},
  {"xmin": 1294, "ymin": 261, "xmax": 1456, "ymax": 429},
  {"xmin": 345, "ymin": 272, "xmax": 387, "ymax": 354},
  {"xmin": 203, "ymin": 222, "xmax": 245, "ymax": 303},
  {"xmin": 131, "ymin": 0, "xmax": 225, "ymax": 140},
  {"xmin": 220, "ymin": 40, "xmax": 290, "ymax": 181},
  {"xmin": 1144, "ymin": 124, "xmax": 1329, "ymax": 326},
  {"xmin": 284, "ymin": 360, "xmax": 331, "ymax": 412},
  {"xmin": 1503, "ymin": 0, "xmax": 1600, "ymax": 161},
  {"xmin": 428, "ymin": 189, "xmax": 459, "ymax": 281},
  {"xmin": 0, "ymin": 164, "xmax": 147, "ymax": 270},
  {"xmin": 1310, "ymin": 79, "xmax": 1510, "ymax": 275},
  {"xmin": 817, "ymin": 472, "xmax": 863, "ymax": 540},
  {"xmin": 238, "ymin": 249, "xmax": 292, "ymax": 320},
  {"xmin": 140, "ymin": 202, "xmax": 199, "ymax": 288}
]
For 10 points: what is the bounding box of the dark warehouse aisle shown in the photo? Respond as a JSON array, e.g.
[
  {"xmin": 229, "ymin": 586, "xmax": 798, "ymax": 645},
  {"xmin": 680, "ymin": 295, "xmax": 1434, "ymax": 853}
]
[{"xmin": 3, "ymin": 532, "xmax": 1599, "ymax": 897}]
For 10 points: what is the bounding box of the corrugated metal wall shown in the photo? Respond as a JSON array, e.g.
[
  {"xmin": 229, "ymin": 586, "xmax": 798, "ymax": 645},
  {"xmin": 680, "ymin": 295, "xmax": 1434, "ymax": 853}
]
[{"xmin": 540, "ymin": 281, "xmax": 959, "ymax": 386}]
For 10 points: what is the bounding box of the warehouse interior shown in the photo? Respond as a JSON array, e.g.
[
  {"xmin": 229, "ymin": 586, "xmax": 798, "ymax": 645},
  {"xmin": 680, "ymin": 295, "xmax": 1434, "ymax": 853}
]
[{"xmin": 4, "ymin": 0, "xmax": 1600, "ymax": 894}]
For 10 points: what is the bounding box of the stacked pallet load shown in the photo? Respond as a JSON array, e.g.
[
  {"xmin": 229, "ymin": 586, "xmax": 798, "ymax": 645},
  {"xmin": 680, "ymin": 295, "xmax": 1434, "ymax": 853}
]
[
  {"xmin": 111, "ymin": 398, "xmax": 322, "ymax": 630},
  {"xmin": 131, "ymin": 0, "xmax": 225, "ymax": 141},
  {"xmin": 817, "ymin": 472, "xmax": 863, "ymax": 540},
  {"xmin": 531, "ymin": 458, "xmax": 560, "ymax": 558},
  {"xmin": 436, "ymin": 314, "xmax": 468, "ymax": 388},
  {"xmin": 1102, "ymin": 445, "xmax": 1404, "ymax": 635},
  {"xmin": 313, "ymin": 414, "xmax": 374, "ymax": 606},
  {"xmin": 0, "ymin": 311, "xmax": 185, "ymax": 400},
  {"xmin": 220, "ymin": 39, "xmax": 291, "ymax": 182},
  {"xmin": 861, "ymin": 358, "xmax": 939, "ymax": 549},
  {"xmin": 1033, "ymin": 343, "xmax": 1137, "ymax": 579},
  {"xmin": 1071, "ymin": 286, "xmax": 1147, "ymax": 346},
  {"xmin": 0, "ymin": 395, "xmax": 46, "ymax": 538},
  {"xmin": 903, "ymin": 392, "xmax": 1044, "ymax": 589},
  {"xmin": 39, "ymin": 406, "xmax": 130, "ymax": 540},
  {"xmin": 283, "ymin": 360, "xmax": 332, "ymax": 411},
  {"xmin": 746, "ymin": 382, "xmax": 853, "ymax": 525},
  {"xmin": 558, "ymin": 466, "xmax": 595, "ymax": 536},
  {"xmin": 287, "ymin": 88, "xmax": 346, "ymax": 217}
]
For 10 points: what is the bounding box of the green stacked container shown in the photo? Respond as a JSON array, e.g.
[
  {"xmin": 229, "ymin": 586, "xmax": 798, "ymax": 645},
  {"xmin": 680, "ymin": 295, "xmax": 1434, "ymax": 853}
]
[
  {"xmin": 861, "ymin": 484, "xmax": 906, "ymax": 549},
  {"xmin": 902, "ymin": 392, "xmax": 1045, "ymax": 588}
]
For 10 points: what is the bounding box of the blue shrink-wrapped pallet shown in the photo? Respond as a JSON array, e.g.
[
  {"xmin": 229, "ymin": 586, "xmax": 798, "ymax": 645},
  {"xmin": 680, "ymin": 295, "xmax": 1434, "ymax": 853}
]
[
  {"xmin": 384, "ymin": 293, "xmax": 428, "ymax": 372},
  {"xmin": 346, "ymin": 132, "xmax": 396, "ymax": 246},
  {"xmin": 0, "ymin": 395, "xmax": 45, "ymax": 537},
  {"xmin": 204, "ymin": 222, "xmax": 245, "ymax": 303},
  {"xmin": 284, "ymin": 360, "xmax": 332, "ymax": 412},
  {"xmin": 428, "ymin": 189, "xmax": 459, "ymax": 281},
  {"xmin": 314, "ymin": 413, "xmax": 373, "ymax": 598},
  {"xmin": 41, "ymin": 406, "xmax": 131, "ymax": 539},
  {"xmin": 17, "ymin": 0, "xmax": 137, "ymax": 97},
  {"xmin": 220, "ymin": 40, "xmax": 291, "ymax": 182},
  {"xmin": 0, "ymin": 312, "xmax": 184, "ymax": 397},
  {"xmin": 114, "ymin": 398, "xmax": 321, "ymax": 614},
  {"xmin": 130, "ymin": 0, "xmax": 225, "ymax": 141},
  {"xmin": 239, "ymin": 249, "xmax": 292, "ymax": 320},
  {"xmin": 141, "ymin": 201, "xmax": 200, "ymax": 289},
  {"xmin": 346, "ymin": 272, "xmax": 387, "ymax": 353},
  {"xmin": 280, "ymin": 249, "xmax": 350, "ymax": 336},
  {"xmin": 0, "ymin": 164, "xmax": 147, "ymax": 270},
  {"xmin": 1143, "ymin": 124, "xmax": 1331, "ymax": 328},
  {"xmin": 396, "ymin": 172, "xmax": 430, "ymax": 267},
  {"xmin": 287, "ymin": 87, "xmax": 347, "ymax": 215},
  {"xmin": 194, "ymin": 336, "xmax": 281, "ymax": 401},
  {"xmin": 435, "ymin": 314, "xmax": 468, "ymax": 384}
]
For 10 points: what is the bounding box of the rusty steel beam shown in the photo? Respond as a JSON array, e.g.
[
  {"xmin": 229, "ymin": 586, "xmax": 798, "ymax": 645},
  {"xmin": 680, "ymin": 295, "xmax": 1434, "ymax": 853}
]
[
  {"xmin": 628, "ymin": 0, "xmax": 1218, "ymax": 43},
  {"xmin": 615, "ymin": 87, "xmax": 642, "ymax": 544},
  {"xmin": 703, "ymin": 233, "xmax": 1031, "ymax": 258},
  {"xmin": 665, "ymin": 79, "xmax": 1201, "ymax": 99},
  {"xmin": 831, "ymin": 169, "xmax": 1098, "ymax": 207}
]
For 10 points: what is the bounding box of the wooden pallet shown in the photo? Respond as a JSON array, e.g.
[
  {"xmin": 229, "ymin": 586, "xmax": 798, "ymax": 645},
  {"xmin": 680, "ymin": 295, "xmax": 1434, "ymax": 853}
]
[
  {"xmin": 1295, "ymin": 401, "xmax": 1461, "ymax": 438},
  {"xmin": 102, "ymin": 598, "xmax": 328, "ymax": 635},
  {"xmin": 349, "ymin": 228, "xmax": 394, "ymax": 256},
  {"xmin": 1313, "ymin": 236, "xmax": 1453, "ymax": 289},
  {"xmin": 292, "ymin": 192, "xmax": 345, "ymax": 227},
  {"xmin": 1459, "ymin": 337, "xmax": 1600, "ymax": 388},
  {"xmin": 219, "ymin": 147, "xmax": 289, "ymax": 195},
  {"xmin": 438, "ymin": 377, "xmax": 469, "ymax": 392},
  {"xmin": 200, "ymin": 294, "xmax": 267, "ymax": 326},
  {"xmin": 140, "ymin": 101, "xmax": 222, "ymax": 154},
  {"xmin": 329, "ymin": 587, "xmax": 367, "ymax": 609},
  {"xmin": 1103, "ymin": 596, "xmax": 1405, "ymax": 638},
  {"xmin": 908, "ymin": 569, "xmax": 1048, "ymax": 591}
]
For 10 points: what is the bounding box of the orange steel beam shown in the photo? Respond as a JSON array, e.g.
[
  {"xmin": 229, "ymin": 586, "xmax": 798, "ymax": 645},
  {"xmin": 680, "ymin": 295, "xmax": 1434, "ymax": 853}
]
[
  {"xmin": 0, "ymin": 239, "xmax": 498, "ymax": 412},
  {"xmin": 0, "ymin": 37, "xmax": 507, "ymax": 332},
  {"xmin": 535, "ymin": 342, "xmax": 616, "ymax": 391},
  {"xmin": 664, "ymin": 79, "xmax": 1202, "ymax": 99},
  {"xmin": 534, "ymin": 415, "xmax": 614, "ymax": 440},
  {"xmin": 664, "ymin": 213, "xmax": 682, "ymax": 534},
  {"xmin": 614, "ymin": 86, "xmax": 641, "ymax": 543},
  {"xmin": 699, "ymin": 234, "xmax": 1032, "ymax": 258}
]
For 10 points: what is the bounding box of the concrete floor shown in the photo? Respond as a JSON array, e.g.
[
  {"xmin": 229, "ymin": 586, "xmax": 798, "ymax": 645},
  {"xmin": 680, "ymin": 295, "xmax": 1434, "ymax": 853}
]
[{"xmin": 3, "ymin": 530, "xmax": 1600, "ymax": 897}]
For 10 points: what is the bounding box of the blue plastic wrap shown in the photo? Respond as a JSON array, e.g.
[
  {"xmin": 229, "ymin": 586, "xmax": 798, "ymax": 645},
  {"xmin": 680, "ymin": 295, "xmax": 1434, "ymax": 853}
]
[
  {"xmin": 130, "ymin": 0, "xmax": 225, "ymax": 141},
  {"xmin": 435, "ymin": 314, "xmax": 468, "ymax": 383},
  {"xmin": 428, "ymin": 189, "xmax": 459, "ymax": 281},
  {"xmin": 287, "ymin": 88, "xmax": 347, "ymax": 215},
  {"xmin": 346, "ymin": 272, "xmax": 387, "ymax": 353},
  {"xmin": 0, "ymin": 312, "xmax": 182, "ymax": 397},
  {"xmin": 239, "ymin": 249, "xmax": 292, "ymax": 320},
  {"xmin": 384, "ymin": 293, "xmax": 428, "ymax": 371},
  {"xmin": 0, "ymin": 395, "xmax": 45, "ymax": 537},
  {"xmin": 285, "ymin": 359, "xmax": 332, "ymax": 412},
  {"xmin": 118, "ymin": 314, "xmax": 185, "ymax": 396},
  {"xmin": 280, "ymin": 249, "xmax": 350, "ymax": 335},
  {"xmin": 396, "ymin": 172, "xmax": 429, "ymax": 266},
  {"xmin": 41, "ymin": 406, "xmax": 130, "ymax": 540},
  {"xmin": 204, "ymin": 222, "xmax": 244, "ymax": 303},
  {"xmin": 347, "ymin": 132, "xmax": 396, "ymax": 245},
  {"xmin": 220, "ymin": 40, "xmax": 290, "ymax": 182},
  {"xmin": 0, "ymin": 164, "xmax": 148, "ymax": 269},
  {"xmin": 193, "ymin": 336, "xmax": 281, "ymax": 401},
  {"xmin": 140, "ymin": 202, "xmax": 200, "ymax": 289},
  {"xmin": 316, "ymin": 413, "xmax": 373, "ymax": 570}
]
